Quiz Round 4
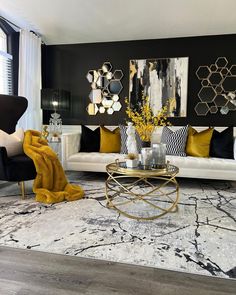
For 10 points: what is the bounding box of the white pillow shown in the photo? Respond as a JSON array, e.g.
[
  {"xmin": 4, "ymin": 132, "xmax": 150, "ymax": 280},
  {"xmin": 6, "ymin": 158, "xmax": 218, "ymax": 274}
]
[{"xmin": 0, "ymin": 128, "xmax": 24, "ymax": 157}]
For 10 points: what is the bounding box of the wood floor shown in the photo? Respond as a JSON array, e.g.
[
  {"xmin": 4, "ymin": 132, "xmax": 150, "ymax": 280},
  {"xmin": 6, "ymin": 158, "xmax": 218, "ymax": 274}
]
[{"xmin": 0, "ymin": 246, "xmax": 235, "ymax": 295}]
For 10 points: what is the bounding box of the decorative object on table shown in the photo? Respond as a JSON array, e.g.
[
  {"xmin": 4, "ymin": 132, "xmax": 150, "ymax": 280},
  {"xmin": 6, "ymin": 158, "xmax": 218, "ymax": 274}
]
[
  {"xmin": 41, "ymin": 89, "xmax": 71, "ymax": 140},
  {"xmin": 41, "ymin": 125, "xmax": 49, "ymax": 140},
  {"xmin": 195, "ymin": 57, "xmax": 236, "ymax": 115},
  {"xmin": 126, "ymin": 122, "xmax": 138, "ymax": 155},
  {"xmin": 152, "ymin": 143, "xmax": 166, "ymax": 169},
  {"xmin": 140, "ymin": 147, "xmax": 153, "ymax": 169},
  {"xmin": 129, "ymin": 57, "xmax": 189, "ymax": 117},
  {"xmin": 125, "ymin": 92, "xmax": 170, "ymax": 146},
  {"xmin": 86, "ymin": 62, "xmax": 124, "ymax": 115},
  {"xmin": 125, "ymin": 153, "xmax": 139, "ymax": 168},
  {"xmin": 23, "ymin": 130, "xmax": 84, "ymax": 204},
  {"xmin": 161, "ymin": 126, "xmax": 189, "ymax": 156},
  {"xmin": 119, "ymin": 124, "xmax": 142, "ymax": 154}
]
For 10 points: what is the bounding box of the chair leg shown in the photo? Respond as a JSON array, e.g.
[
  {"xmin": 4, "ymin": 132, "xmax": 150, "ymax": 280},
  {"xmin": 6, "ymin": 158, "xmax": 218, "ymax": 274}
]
[{"xmin": 18, "ymin": 181, "xmax": 26, "ymax": 200}]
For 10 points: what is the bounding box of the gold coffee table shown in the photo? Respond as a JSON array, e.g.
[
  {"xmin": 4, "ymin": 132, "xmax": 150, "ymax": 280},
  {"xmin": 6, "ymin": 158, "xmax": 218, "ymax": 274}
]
[{"xmin": 105, "ymin": 161, "xmax": 179, "ymax": 221}]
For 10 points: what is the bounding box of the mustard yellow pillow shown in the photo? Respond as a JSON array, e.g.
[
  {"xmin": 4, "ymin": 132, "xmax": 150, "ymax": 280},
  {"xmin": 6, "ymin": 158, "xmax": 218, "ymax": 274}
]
[
  {"xmin": 100, "ymin": 126, "xmax": 121, "ymax": 153},
  {"xmin": 186, "ymin": 126, "xmax": 214, "ymax": 157}
]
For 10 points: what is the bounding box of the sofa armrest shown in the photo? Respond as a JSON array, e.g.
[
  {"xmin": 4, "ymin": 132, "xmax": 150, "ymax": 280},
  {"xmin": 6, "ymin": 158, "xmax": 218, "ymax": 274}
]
[
  {"xmin": 0, "ymin": 146, "xmax": 8, "ymax": 179},
  {"xmin": 61, "ymin": 132, "xmax": 81, "ymax": 169}
]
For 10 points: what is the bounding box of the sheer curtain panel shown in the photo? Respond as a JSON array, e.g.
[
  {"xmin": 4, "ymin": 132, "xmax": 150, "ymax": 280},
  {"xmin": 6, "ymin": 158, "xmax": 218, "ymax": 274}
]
[{"xmin": 18, "ymin": 30, "xmax": 41, "ymax": 130}]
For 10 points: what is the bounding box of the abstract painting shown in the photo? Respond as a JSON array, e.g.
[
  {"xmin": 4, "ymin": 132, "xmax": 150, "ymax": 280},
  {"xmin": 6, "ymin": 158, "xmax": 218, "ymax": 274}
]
[{"xmin": 129, "ymin": 57, "xmax": 189, "ymax": 117}]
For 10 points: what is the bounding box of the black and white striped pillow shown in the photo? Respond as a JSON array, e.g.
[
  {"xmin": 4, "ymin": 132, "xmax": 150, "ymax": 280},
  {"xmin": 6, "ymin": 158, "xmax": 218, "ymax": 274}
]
[
  {"xmin": 119, "ymin": 125, "xmax": 142, "ymax": 154},
  {"xmin": 161, "ymin": 126, "xmax": 188, "ymax": 156}
]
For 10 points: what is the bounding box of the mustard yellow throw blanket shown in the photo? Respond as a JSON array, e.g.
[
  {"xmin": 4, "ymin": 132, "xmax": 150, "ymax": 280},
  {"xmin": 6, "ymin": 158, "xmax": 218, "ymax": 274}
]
[{"xmin": 23, "ymin": 130, "xmax": 84, "ymax": 204}]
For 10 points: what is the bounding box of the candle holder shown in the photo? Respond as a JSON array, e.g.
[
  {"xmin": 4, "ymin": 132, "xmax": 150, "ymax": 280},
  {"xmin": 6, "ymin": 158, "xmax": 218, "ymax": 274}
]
[
  {"xmin": 152, "ymin": 143, "xmax": 166, "ymax": 169},
  {"xmin": 140, "ymin": 147, "xmax": 153, "ymax": 170}
]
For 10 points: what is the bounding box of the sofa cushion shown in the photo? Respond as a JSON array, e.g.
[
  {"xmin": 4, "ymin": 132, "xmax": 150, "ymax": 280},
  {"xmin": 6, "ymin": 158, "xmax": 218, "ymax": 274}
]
[
  {"xmin": 161, "ymin": 126, "xmax": 188, "ymax": 156},
  {"xmin": 68, "ymin": 152, "xmax": 126, "ymax": 164},
  {"xmin": 0, "ymin": 128, "xmax": 24, "ymax": 157},
  {"xmin": 210, "ymin": 127, "xmax": 234, "ymax": 159},
  {"xmin": 186, "ymin": 126, "xmax": 213, "ymax": 157},
  {"xmin": 119, "ymin": 125, "xmax": 142, "ymax": 154},
  {"xmin": 166, "ymin": 155, "xmax": 236, "ymax": 171},
  {"xmin": 80, "ymin": 125, "xmax": 100, "ymax": 152},
  {"xmin": 67, "ymin": 152, "xmax": 236, "ymax": 171},
  {"xmin": 100, "ymin": 126, "xmax": 121, "ymax": 153}
]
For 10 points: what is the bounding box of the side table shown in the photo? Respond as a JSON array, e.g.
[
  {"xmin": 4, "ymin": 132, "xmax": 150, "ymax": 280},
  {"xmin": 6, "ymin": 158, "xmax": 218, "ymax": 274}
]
[{"xmin": 48, "ymin": 140, "xmax": 62, "ymax": 161}]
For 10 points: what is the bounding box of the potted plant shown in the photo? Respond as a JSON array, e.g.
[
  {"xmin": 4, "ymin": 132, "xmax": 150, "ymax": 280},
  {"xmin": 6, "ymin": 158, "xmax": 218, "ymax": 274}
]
[{"xmin": 125, "ymin": 153, "xmax": 139, "ymax": 168}]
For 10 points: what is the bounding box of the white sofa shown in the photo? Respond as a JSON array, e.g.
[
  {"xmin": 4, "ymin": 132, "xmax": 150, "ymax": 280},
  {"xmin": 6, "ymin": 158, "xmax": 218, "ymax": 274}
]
[{"xmin": 61, "ymin": 126, "xmax": 236, "ymax": 181}]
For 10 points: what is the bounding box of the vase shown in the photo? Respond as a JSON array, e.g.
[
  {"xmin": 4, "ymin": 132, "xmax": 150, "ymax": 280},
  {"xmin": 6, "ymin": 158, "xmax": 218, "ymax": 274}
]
[
  {"xmin": 152, "ymin": 143, "xmax": 166, "ymax": 169},
  {"xmin": 140, "ymin": 147, "xmax": 153, "ymax": 169},
  {"xmin": 141, "ymin": 141, "xmax": 151, "ymax": 148}
]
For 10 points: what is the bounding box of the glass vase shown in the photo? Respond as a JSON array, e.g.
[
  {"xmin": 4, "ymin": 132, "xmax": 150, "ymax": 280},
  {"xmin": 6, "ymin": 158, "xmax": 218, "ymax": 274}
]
[
  {"xmin": 140, "ymin": 147, "xmax": 153, "ymax": 169},
  {"xmin": 152, "ymin": 143, "xmax": 166, "ymax": 169}
]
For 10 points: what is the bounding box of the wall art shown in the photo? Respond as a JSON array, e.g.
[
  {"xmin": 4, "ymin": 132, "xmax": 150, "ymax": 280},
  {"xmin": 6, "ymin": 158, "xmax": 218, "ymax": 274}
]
[
  {"xmin": 195, "ymin": 57, "xmax": 236, "ymax": 115},
  {"xmin": 86, "ymin": 62, "xmax": 123, "ymax": 115},
  {"xmin": 129, "ymin": 57, "xmax": 189, "ymax": 117}
]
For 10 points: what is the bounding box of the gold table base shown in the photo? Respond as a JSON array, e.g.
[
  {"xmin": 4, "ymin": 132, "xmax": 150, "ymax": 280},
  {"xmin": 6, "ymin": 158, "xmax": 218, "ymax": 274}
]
[{"xmin": 105, "ymin": 162, "xmax": 179, "ymax": 221}]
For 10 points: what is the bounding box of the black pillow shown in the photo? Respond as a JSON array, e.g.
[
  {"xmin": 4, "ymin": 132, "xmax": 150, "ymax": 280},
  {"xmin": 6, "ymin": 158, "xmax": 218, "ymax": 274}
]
[
  {"xmin": 210, "ymin": 126, "xmax": 234, "ymax": 159},
  {"xmin": 80, "ymin": 125, "xmax": 100, "ymax": 152}
]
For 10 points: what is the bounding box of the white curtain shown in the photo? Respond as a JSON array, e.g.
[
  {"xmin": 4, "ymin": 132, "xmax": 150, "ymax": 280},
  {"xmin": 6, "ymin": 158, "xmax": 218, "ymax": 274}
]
[{"xmin": 17, "ymin": 30, "xmax": 42, "ymax": 131}]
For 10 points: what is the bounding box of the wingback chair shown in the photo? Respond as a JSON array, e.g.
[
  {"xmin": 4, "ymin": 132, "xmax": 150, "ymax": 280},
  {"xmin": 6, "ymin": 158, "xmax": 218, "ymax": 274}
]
[{"xmin": 0, "ymin": 94, "xmax": 36, "ymax": 198}]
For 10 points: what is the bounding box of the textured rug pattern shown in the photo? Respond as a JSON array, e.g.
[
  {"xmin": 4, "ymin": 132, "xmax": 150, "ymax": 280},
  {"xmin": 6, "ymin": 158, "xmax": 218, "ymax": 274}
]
[{"xmin": 0, "ymin": 172, "xmax": 235, "ymax": 279}]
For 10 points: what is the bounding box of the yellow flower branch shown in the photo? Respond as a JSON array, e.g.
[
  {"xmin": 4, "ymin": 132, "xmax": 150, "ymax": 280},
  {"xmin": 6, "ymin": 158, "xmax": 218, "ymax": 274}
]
[{"xmin": 125, "ymin": 94, "xmax": 170, "ymax": 142}]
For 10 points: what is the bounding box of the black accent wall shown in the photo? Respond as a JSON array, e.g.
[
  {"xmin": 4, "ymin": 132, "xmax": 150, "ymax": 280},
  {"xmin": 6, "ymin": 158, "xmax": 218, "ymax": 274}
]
[{"xmin": 42, "ymin": 34, "xmax": 236, "ymax": 126}]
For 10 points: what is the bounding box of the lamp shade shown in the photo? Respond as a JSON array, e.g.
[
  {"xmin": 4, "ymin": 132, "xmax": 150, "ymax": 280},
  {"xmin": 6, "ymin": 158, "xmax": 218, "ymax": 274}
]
[{"xmin": 41, "ymin": 89, "xmax": 71, "ymax": 111}]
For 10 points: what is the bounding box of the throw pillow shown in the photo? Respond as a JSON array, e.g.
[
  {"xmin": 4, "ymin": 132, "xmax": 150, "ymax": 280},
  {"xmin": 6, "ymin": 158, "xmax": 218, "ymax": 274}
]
[
  {"xmin": 80, "ymin": 125, "xmax": 100, "ymax": 152},
  {"xmin": 0, "ymin": 128, "xmax": 24, "ymax": 157},
  {"xmin": 119, "ymin": 125, "xmax": 142, "ymax": 154},
  {"xmin": 100, "ymin": 126, "xmax": 121, "ymax": 153},
  {"xmin": 161, "ymin": 126, "xmax": 188, "ymax": 156},
  {"xmin": 210, "ymin": 126, "xmax": 234, "ymax": 159},
  {"xmin": 186, "ymin": 126, "xmax": 214, "ymax": 157}
]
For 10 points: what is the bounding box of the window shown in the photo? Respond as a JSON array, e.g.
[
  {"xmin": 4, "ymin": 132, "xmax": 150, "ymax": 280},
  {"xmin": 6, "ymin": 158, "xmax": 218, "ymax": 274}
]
[{"xmin": 0, "ymin": 27, "xmax": 13, "ymax": 95}]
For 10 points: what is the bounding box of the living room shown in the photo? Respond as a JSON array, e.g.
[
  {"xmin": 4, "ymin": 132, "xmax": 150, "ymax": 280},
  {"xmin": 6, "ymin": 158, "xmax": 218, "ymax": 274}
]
[{"xmin": 0, "ymin": 0, "xmax": 236, "ymax": 294}]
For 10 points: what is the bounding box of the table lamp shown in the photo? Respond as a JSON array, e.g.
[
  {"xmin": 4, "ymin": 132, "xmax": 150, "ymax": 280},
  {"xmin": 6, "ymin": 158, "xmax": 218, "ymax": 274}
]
[{"xmin": 41, "ymin": 89, "xmax": 71, "ymax": 141}]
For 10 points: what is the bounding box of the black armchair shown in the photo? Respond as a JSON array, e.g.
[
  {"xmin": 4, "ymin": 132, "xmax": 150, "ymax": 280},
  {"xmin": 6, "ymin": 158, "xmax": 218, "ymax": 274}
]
[{"xmin": 0, "ymin": 94, "xmax": 36, "ymax": 198}]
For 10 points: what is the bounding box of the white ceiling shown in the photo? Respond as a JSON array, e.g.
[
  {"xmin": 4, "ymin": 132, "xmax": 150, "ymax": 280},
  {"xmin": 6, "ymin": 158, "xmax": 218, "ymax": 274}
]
[{"xmin": 0, "ymin": 0, "xmax": 236, "ymax": 45}]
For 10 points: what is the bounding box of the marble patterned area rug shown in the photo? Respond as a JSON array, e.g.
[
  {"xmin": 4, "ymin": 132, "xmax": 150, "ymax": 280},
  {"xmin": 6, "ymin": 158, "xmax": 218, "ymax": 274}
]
[{"xmin": 0, "ymin": 172, "xmax": 236, "ymax": 279}]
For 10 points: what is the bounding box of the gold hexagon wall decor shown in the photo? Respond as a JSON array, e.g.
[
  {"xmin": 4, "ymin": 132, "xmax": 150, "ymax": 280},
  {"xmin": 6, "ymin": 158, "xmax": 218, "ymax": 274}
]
[
  {"xmin": 196, "ymin": 66, "xmax": 211, "ymax": 80},
  {"xmin": 195, "ymin": 57, "xmax": 236, "ymax": 115},
  {"xmin": 194, "ymin": 102, "xmax": 210, "ymax": 116},
  {"xmin": 215, "ymin": 57, "xmax": 228, "ymax": 68},
  {"xmin": 86, "ymin": 103, "xmax": 98, "ymax": 115},
  {"xmin": 86, "ymin": 62, "xmax": 124, "ymax": 115}
]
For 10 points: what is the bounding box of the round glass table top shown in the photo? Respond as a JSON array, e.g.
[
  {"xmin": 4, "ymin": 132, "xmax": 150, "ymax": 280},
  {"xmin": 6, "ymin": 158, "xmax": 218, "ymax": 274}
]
[{"xmin": 106, "ymin": 161, "xmax": 179, "ymax": 177}]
